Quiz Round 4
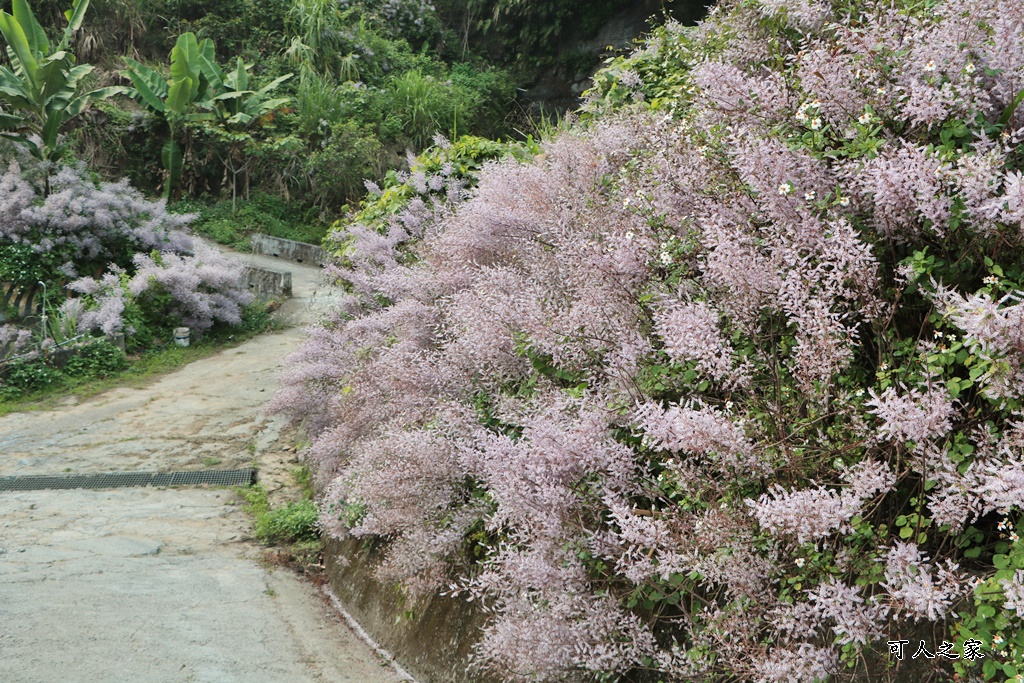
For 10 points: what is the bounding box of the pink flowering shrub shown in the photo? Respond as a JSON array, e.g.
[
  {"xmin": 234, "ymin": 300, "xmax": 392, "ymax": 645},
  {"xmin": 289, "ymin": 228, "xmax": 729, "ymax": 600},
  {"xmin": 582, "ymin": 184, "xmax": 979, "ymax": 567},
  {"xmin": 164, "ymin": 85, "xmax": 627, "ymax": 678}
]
[
  {"xmin": 0, "ymin": 159, "xmax": 193, "ymax": 281},
  {"xmin": 276, "ymin": 0, "xmax": 1024, "ymax": 680},
  {"xmin": 69, "ymin": 243, "xmax": 253, "ymax": 340},
  {"xmin": 0, "ymin": 151, "xmax": 251, "ymax": 345},
  {"xmin": 0, "ymin": 324, "xmax": 33, "ymax": 358}
]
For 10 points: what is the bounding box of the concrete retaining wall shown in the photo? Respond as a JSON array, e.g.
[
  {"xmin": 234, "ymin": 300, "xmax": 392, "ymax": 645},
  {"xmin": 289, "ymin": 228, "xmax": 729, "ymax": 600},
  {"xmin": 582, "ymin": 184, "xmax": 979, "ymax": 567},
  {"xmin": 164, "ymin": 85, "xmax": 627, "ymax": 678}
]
[
  {"xmin": 324, "ymin": 537, "xmax": 499, "ymax": 683},
  {"xmin": 242, "ymin": 265, "xmax": 292, "ymax": 299},
  {"xmin": 250, "ymin": 234, "xmax": 326, "ymax": 266}
]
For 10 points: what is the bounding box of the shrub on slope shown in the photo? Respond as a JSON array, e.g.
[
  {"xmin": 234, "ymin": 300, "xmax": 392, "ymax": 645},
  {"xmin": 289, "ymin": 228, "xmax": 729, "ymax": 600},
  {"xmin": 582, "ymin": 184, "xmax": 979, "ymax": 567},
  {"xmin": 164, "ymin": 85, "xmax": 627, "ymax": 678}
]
[{"xmin": 277, "ymin": 0, "xmax": 1024, "ymax": 680}]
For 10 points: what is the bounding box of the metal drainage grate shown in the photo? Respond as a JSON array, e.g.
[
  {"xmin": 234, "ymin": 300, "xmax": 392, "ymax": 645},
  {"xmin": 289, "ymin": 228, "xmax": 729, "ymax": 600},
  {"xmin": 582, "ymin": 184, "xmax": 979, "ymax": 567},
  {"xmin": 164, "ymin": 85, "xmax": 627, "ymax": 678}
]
[{"xmin": 0, "ymin": 469, "xmax": 257, "ymax": 492}]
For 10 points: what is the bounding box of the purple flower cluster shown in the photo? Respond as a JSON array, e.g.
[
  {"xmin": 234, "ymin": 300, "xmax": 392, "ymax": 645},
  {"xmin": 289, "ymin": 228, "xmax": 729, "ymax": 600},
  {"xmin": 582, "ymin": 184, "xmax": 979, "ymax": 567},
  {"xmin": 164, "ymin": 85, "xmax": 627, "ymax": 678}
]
[
  {"xmin": 0, "ymin": 160, "xmax": 193, "ymax": 278},
  {"xmin": 70, "ymin": 243, "xmax": 252, "ymax": 337}
]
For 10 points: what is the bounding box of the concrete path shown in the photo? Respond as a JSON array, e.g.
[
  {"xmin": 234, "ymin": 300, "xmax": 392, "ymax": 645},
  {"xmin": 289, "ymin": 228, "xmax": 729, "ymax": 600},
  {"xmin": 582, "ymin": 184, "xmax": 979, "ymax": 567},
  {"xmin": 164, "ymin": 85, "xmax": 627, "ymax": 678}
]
[{"xmin": 0, "ymin": 248, "xmax": 402, "ymax": 683}]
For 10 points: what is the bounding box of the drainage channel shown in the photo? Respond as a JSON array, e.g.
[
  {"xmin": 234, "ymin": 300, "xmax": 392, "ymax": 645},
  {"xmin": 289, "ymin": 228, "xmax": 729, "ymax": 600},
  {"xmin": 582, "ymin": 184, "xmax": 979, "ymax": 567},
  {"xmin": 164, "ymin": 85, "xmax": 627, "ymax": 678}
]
[{"xmin": 0, "ymin": 469, "xmax": 257, "ymax": 492}]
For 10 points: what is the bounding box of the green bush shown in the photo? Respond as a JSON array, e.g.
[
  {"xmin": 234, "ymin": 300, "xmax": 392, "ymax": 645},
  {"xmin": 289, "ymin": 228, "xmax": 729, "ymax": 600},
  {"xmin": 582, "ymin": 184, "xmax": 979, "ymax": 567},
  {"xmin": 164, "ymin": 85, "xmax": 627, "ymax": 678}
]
[
  {"xmin": 184, "ymin": 193, "xmax": 329, "ymax": 247},
  {"xmin": 63, "ymin": 340, "xmax": 128, "ymax": 379},
  {"xmin": 0, "ymin": 358, "xmax": 63, "ymax": 399},
  {"xmin": 255, "ymin": 500, "xmax": 320, "ymax": 544},
  {"xmin": 306, "ymin": 120, "xmax": 383, "ymax": 209}
]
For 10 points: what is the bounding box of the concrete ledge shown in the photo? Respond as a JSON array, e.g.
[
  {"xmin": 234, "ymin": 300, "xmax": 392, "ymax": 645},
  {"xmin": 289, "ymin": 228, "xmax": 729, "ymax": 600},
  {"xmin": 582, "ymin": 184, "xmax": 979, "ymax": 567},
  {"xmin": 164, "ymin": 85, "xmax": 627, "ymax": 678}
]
[
  {"xmin": 242, "ymin": 265, "xmax": 292, "ymax": 299},
  {"xmin": 250, "ymin": 234, "xmax": 325, "ymax": 266},
  {"xmin": 324, "ymin": 537, "xmax": 499, "ymax": 683}
]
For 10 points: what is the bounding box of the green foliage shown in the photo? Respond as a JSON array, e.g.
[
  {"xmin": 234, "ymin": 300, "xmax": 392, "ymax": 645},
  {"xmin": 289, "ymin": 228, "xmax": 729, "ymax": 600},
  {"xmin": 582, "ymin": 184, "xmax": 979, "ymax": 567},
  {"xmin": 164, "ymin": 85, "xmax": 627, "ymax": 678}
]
[
  {"xmin": 256, "ymin": 500, "xmax": 319, "ymax": 544},
  {"xmin": 241, "ymin": 484, "xmax": 320, "ymax": 545},
  {"xmin": 0, "ymin": 0, "xmax": 127, "ymax": 161},
  {"xmin": 343, "ymin": 133, "xmax": 531, "ymax": 231},
  {"xmin": 0, "ymin": 356, "xmax": 62, "ymax": 399},
  {"xmin": 228, "ymin": 301, "xmax": 275, "ymax": 335},
  {"xmin": 122, "ymin": 31, "xmax": 294, "ymax": 200},
  {"xmin": 181, "ymin": 192, "xmax": 329, "ymax": 248},
  {"xmin": 306, "ymin": 119, "xmax": 383, "ymax": 209},
  {"xmin": 466, "ymin": 0, "xmax": 634, "ymax": 70},
  {"xmin": 62, "ymin": 339, "xmax": 128, "ymax": 378},
  {"xmin": 954, "ymin": 519, "xmax": 1024, "ymax": 681},
  {"xmin": 0, "ymin": 242, "xmax": 66, "ymax": 286},
  {"xmin": 1, "ymin": 339, "xmax": 124, "ymax": 400},
  {"xmin": 385, "ymin": 69, "xmax": 458, "ymax": 149}
]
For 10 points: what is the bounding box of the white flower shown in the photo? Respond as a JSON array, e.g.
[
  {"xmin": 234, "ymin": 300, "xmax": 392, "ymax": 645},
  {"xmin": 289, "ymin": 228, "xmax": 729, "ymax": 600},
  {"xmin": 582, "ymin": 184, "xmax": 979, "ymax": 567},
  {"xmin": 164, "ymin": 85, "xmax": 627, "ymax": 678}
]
[
  {"xmin": 965, "ymin": 62, "xmax": 976, "ymax": 74},
  {"xmin": 875, "ymin": 87, "xmax": 886, "ymax": 96},
  {"xmin": 993, "ymin": 634, "xmax": 1005, "ymax": 646},
  {"xmin": 625, "ymin": 231, "xmax": 634, "ymax": 241},
  {"xmin": 778, "ymin": 182, "xmax": 793, "ymax": 195},
  {"xmin": 804, "ymin": 191, "xmax": 816, "ymax": 201},
  {"xmin": 1012, "ymin": 532, "xmax": 1021, "ymax": 543},
  {"xmin": 795, "ymin": 557, "xmax": 806, "ymax": 568},
  {"xmin": 810, "ymin": 118, "xmax": 822, "ymax": 130},
  {"xmin": 660, "ymin": 251, "xmax": 672, "ymax": 265},
  {"xmin": 858, "ymin": 112, "xmax": 873, "ymax": 125},
  {"xmin": 838, "ymin": 195, "xmax": 851, "ymax": 207},
  {"xmin": 983, "ymin": 275, "xmax": 999, "ymax": 285},
  {"xmin": 795, "ymin": 110, "xmax": 808, "ymax": 122},
  {"xmin": 923, "ymin": 60, "xmax": 936, "ymax": 72}
]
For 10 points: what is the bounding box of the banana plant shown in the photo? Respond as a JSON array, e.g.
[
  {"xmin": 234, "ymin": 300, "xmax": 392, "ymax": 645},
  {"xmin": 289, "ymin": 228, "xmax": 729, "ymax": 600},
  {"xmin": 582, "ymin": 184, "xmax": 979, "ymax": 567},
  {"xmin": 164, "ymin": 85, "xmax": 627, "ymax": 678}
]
[
  {"xmin": 122, "ymin": 33, "xmax": 217, "ymax": 198},
  {"xmin": 199, "ymin": 56, "xmax": 292, "ymax": 131},
  {"xmin": 122, "ymin": 34, "xmax": 292, "ymax": 202},
  {"xmin": 195, "ymin": 55, "xmax": 293, "ymax": 212},
  {"xmin": 0, "ymin": 0, "xmax": 126, "ymax": 162}
]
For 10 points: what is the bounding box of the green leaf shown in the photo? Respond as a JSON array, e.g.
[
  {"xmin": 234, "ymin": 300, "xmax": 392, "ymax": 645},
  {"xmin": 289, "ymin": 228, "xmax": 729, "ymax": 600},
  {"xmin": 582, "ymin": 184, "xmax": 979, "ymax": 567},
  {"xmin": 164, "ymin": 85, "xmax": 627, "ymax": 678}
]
[
  {"xmin": 255, "ymin": 73, "xmax": 292, "ymax": 97},
  {"xmin": 169, "ymin": 33, "xmax": 201, "ymax": 108},
  {"xmin": 197, "ymin": 52, "xmax": 224, "ymax": 91},
  {"xmin": 999, "ymin": 86, "xmax": 1024, "ymax": 127},
  {"xmin": 160, "ymin": 139, "xmax": 183, "ymax": 199},
  {"xmin": 40, "ymin": 107, "xmax": 65, "ymax": 154},
  {"xmin": 166, "ymin": 75, "xmax": 196, "ymax": 114},
  {"xmin": 62, "ymin": 0, "xmax": 90, "ymax": 36},
  {"xmin": 233, "ymin": 57, "xmax": 248, "ymax": 92},
  {"xmin": 994, "ymin": 554, "xmax": 1010, "ymax": 569},
  {"xmin": 0, "ymin": 112, "xmax": 24, "ymax": 129},
  {"xmin": 66, "ymin": 85, "xmax": 127, "ymax": 116},
  {"xmin": 124, "ymin": 64, "xmax": 167, "ymax": 113},
  {"xmin": 0, "ymin": 10, "xmax": 41, "ymax": 84},
  {"xmin": 13, "ymin": 0, "xmax": 47, "ymax": 57},
  {"xmin": 0, "ymin": 130, "xmax": 41, "ymax": 158}
]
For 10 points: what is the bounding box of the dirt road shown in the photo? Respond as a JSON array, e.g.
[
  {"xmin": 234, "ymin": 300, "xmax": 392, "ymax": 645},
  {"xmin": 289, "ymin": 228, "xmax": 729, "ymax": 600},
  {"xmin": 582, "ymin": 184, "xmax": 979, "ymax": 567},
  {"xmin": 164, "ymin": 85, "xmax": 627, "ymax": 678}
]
[{"xmin": 0, "ymin": 250, "xmax": 404, "ymax": 683}]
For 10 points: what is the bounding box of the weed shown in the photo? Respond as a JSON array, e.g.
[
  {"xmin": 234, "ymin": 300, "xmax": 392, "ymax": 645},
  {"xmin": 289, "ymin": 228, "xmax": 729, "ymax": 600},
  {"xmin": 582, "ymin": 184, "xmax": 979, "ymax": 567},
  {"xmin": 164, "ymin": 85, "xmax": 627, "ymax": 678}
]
[
  {"xmin": 255, "ymin": 500, "xmax": 319, "ymax": 545},
  {"xmin": 293, "ymin": 464, "xmax": 315, "ymax": 498}
]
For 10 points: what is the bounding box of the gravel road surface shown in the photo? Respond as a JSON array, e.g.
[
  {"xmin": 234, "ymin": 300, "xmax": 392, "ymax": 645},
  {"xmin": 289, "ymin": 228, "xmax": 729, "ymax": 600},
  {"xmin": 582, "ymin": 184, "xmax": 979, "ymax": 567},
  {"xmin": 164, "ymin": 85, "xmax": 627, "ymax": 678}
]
[{"xmin": 0, "ymin": 249, "xmax": 403, "ymax": 683}]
